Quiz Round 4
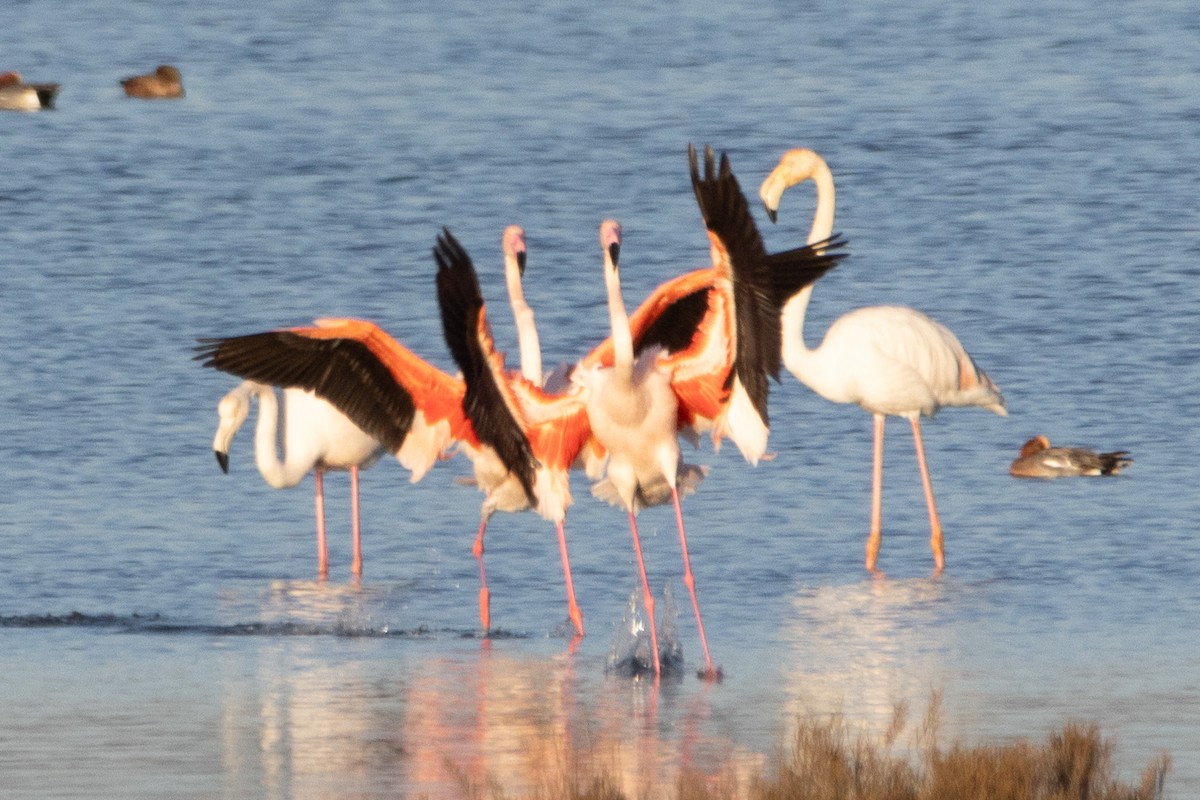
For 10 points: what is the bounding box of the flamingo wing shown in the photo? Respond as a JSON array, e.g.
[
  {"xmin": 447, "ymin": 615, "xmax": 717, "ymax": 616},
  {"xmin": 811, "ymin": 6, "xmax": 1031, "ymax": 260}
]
[
  {"xmin": 434, "ymin": 228, "xmax": 538, "ymax": 505},
  {"xmin": 689, "ymin": 144, "xmax": 848, "ymax": 424},
  {"xmin": 195, "ymin": 321, "xmax": 466, "ymax": 457}
]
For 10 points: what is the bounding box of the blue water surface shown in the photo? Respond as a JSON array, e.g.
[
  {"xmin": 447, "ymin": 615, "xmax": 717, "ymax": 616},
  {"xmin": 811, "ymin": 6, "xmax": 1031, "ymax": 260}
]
[{"xmin": 2, "ymin": 1, "xmax": 1197, "ymax": 796}]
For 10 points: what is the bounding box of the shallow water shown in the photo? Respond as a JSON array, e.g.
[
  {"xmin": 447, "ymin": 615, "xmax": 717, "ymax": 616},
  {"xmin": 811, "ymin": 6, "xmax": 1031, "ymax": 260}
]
[{"xmin": 3, "ymin": 0, "xmax": 1198, "ymax": 796}]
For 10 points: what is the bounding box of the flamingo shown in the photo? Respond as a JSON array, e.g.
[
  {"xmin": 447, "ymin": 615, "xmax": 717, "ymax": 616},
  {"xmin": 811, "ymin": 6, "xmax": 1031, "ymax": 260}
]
[
  {"xmin": 434, "ymin": 228, "xmax": 591, "ymax": 638},
  {"xmin": 0, "ymin": 71, "xmax": 59, "ymax": 111},
  {"xmin": 1009, "ymin": 435, "xmax": 1132, "ymax": 478},
  {"xmin": 120, "ymin": 64, "xmax": 184, "ymax": 99},
  {"xmin": 212, "ymin": 380, "xmax": 385, "ymax": 578},
  {"xmin": 582, "ymin": 145, "xmax": 847, "ymax": 466},
  {"xmin": 466, "ymin": 224, "xmax": 593, "ymax": 632},
  {"xmin": 759, "ymin": 147, "xmax": 1007, "ymax": 573},
  {"xmin": 574, "ymin": 219, "xmax": 712, "ymax": 679}
]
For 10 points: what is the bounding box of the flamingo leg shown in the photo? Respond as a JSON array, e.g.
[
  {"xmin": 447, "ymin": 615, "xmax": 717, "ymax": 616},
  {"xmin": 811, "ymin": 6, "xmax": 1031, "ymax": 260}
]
[
  {"xmin": 314, "ymin": 468, "xmax": 328, "ymax": 579},
  {"xmin": 473, "ymin": 517, "xmax": 490, "ymax": 632},
  {"xmin": 909, "ymin": 417, "xmax": 945, "ymax": 573},
  {"xmin": 865, "ymin": 413, "xmax": 885, "ymax": 573},
  {"xmin": 627, "ymin": 511, "xmax": 661, "ymax": 676},
  {"xmin": 671, "ymin": 486, "xmax": 715, "ymax": 678},
  {"xmin": 555, "ymin": 518, "xmax": 585, "ymax": 638},
  {"xmin": 349, "ymin": 466, "xmax": 363, "ymax": 578}
]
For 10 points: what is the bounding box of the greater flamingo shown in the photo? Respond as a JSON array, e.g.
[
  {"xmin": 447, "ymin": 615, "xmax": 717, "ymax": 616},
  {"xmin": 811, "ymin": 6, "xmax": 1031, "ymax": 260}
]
[
  {"xmin": 1009, "ymin": 436, "xmax": 1132, "ymax": 479},
  {"xmin": 212, "ymin": 380, "xmax": 384, "ymax": 578},
  {"xmin": 759, "ymin": 147, "xmax": 1006, "ymax": 573},
  {"xmin": 434, "ymin": 228, "xmax": 591, "ymax": 637},
  {"xmin": 574, "ymin": 220, "xmax": 712, "ymax": 679},
  {"xmin": 582, "ymin": 145, "xmax": 846, "ymax": 466}
]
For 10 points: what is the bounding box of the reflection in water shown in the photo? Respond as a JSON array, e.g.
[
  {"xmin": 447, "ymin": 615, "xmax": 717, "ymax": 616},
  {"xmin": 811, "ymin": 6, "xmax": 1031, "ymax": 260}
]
[
  {"xmin": 218, "ymin": 635, "xmax": 768, "ymax": 797},
  {"xmin": 782, "ymin": 577, "xmax": 956, "ymax": 738}
]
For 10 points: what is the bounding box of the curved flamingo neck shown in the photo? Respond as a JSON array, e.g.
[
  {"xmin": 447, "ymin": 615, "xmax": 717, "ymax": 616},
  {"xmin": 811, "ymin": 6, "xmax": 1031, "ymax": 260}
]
[
  {"xmin": 778, "ymin": 151, "xmax": 836, "ymax": 381},
  {"xmin": 252, "ymin": 384, "xmax": 307, "ymax": 488}
]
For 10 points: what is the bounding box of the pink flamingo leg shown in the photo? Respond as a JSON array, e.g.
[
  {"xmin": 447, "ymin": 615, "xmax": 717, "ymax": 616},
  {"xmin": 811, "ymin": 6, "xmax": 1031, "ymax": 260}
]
[
  {"xmin": 555, "ymin": 519, "xmax": 584, "ymax": 638},
  {"xmin": 628, "ymin": 511, "xmax": 661, "ymax": 676},
  {"xmin": 671, "ymin": 486, "xmax": 715, "ymax": 678},
  {"xmin": 314, "ymin": 468, "xmax": 329, "ymax": 579},
  {"xmin": 473, "ymin": 517, "xmax": 491, "ymax": 631},
  {"xmin": 866, "ymin": 413, "xmax": 885, "ymax": 573},
  {"xmin": 909, "ymin": 417, "xmax": 945, "ymax": 572},
  {"xmin": 349, "ymin": 466, "xmax": 363, "ymax": 578}
]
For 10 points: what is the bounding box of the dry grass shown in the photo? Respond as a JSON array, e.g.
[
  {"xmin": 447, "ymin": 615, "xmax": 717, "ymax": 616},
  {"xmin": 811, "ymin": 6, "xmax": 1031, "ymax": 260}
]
[
  {"xmin": 751, "ymin": 695, "xmax": 1170, "ymax": 800},
  {"xmin": 437, "ymin": 694, "xmax": 1171, "ymax": 800}
]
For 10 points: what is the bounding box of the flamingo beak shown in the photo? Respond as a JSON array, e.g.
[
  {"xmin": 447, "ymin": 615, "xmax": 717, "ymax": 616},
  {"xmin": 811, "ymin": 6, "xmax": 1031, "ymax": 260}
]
[
  {"xmin": 608, "ymin": 242, "xmax": 620, "ymax": 268},
  {"xmin": 516, "ymin": 250, "xmax": 526, "ymax": 278},
  {"xmin": 765, "ymin": 207, "xmax": 778, "ymax": 224},
  {"xmin": 215, "ymin": 450, "xmax": 230, "ymax": 473}
]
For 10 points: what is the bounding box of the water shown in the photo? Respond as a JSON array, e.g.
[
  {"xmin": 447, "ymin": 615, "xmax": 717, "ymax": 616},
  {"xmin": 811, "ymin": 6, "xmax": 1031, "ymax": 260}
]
[{"xmin": 3, "ymin": 0, "xmax": 1198, "ymax": 796}]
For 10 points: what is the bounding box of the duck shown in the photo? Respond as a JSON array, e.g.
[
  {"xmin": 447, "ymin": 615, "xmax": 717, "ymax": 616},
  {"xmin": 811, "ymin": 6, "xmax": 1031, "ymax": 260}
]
[
  {"xmin": 120, "ymin": 64, "xmax": 184, "ymax": 99},
  {"xmin": 1009, "ymin": 435, "xmax": 1132, "ymax": 479},
  {"xmin": 0, "ymin": 71, "xmax": 60, "ymax": 110}
]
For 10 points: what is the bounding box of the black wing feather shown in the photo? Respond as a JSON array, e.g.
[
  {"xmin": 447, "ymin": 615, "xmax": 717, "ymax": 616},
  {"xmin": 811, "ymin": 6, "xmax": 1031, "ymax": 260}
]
[
  {"xmin": 633, "ymin": 287, "xmax": 710, "ymax": 356},
  {"xmin": 434, "ymin": 228, "xmax": 538, "ymax": 506},
  {"xmin": 688, "ymin": 145, "xmax": 850, "ymax": 426},
  {"xmin": 194, "ymin": 331, "xmax": 417, "ymax": 454}
]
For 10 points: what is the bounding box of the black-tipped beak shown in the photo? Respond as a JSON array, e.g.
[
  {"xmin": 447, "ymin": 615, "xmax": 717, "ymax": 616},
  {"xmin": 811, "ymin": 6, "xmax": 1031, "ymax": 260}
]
[
  {"xmin": 516, "ymin": 250, "xmax": 526, "ymax": 278},
  {"xmin": 215, "ymin": 450, "xmax": 230, "ymax": 474},
  {"xmin": 766, "ymin": 207, "xmax": 778, "ymax": 224},
  {"xmin": 608, "ymin": 242, "xmax": 620, "ymax": 268}
]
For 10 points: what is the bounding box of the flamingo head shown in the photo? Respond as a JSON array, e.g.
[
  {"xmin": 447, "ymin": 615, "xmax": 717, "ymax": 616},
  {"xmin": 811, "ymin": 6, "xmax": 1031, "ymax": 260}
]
[
  {"xmin": 502, "ymin": 224, "xmax": 527, "ymax": 277},
  {"xmin": 599, "ymin": 219, "xmax": 621, "ymax": 271},
  {"xmin": 759, "ymin": 147, "xmax": 823, "ymax": 222}
]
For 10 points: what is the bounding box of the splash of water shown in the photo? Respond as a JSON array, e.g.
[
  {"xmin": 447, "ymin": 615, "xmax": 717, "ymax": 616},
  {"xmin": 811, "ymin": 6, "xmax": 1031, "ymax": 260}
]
[{"xmin": 605, "ymin": 582, "xmax": 684, "ymax": 678}]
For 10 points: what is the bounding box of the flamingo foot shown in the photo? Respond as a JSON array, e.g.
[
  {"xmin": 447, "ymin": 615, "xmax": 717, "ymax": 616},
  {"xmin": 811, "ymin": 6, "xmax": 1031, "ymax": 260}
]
[
  {"xmin": 865, "ymin": 530, "xmax": 882, "ymax": 574},
  {"xmin": 696, "ymin": 665, "xmax": 724, "ymax": 682},
  {"xmin": 568, "ymin": 601, "xmax": 585, "ymax": 639}
]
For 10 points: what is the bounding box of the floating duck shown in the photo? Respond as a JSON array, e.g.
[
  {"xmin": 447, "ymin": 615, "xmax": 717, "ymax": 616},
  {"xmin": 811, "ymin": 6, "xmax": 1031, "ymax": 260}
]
[
  {"xmin": 120, "ymin": 64, "xmax": 184, "ymax": 99},
  {"xmin": 1009, "ymin": 435, "xmax": 1132, "ymax": 479},
  {"xmin": 0, "ymin": 71, "xmax": 60, "ymax": 110}
]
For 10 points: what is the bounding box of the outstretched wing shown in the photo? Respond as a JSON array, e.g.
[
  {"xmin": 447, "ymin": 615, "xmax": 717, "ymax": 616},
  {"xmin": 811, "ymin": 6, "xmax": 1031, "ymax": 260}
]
[
  {"xmin": 195, "ymin": 318, "xmax": 468, "ymax": 460},
  {"xmin": 435, "ymin": 228, "xmax": 538, "ymax": 505}
]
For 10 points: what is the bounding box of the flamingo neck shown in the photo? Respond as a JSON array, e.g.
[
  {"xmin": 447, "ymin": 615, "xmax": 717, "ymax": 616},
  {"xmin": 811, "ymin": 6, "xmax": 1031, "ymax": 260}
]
[
  {"xmin": 781, "ymin": 284, "xmax": 818, "ymax": 381},
  {"xmin": 804, "ymin": 159, "xmax": 836, "ymax": 246},
  {"xmin": 605, "ymin": 258, "xmax": 634, "ymax": 386},
  {"xmin": 781, "ymin": 153, "xmax": 836, "ymax": 382},
  {"xmin": 252, "ymin": 385, "xmax": 306, "ymax": 488},
  {"xmin": 505, "ymin": 254, "xmax": 542, "ymax": 384}
]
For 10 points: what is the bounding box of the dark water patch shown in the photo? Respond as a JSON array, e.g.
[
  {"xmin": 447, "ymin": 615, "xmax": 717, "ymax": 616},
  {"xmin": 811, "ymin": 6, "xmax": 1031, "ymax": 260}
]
[{"xmin": 0, "ymin": 612, "xmax": 524, "ymax": 640}]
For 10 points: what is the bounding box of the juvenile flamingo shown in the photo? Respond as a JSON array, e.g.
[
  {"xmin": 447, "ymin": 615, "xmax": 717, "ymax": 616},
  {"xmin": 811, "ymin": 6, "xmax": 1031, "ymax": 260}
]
[
  {"xmin": 434, "ymin": 228, "xmax": 591, "ymax": 638},
  {"xmin": 759, "ymin": 147, "xmax": 1006, "ymax": 573},
  {"xmin": 212, "ymin": 380, "xmax": 384, "ymax": 578},
  {"xmin": 574, "ymin": 220, "xmax": 711, "ymax": 679}
]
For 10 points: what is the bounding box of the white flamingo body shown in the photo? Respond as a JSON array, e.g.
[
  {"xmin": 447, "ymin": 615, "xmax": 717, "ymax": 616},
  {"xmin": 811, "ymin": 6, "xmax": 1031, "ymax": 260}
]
[
  {"xmin": 212, "ymin": 380, "xmax": 384, "ymax": 577},
  {"xmin": 794, "ymin": 304, "xmax": 1004, "ymax": 419},
  {"xmin": 574, "ymin": 220, "xmax": 713, "ymax": 678},
  {"xmin": 761, "ymin": 147, "xmax": 1005, "ymax": 573}
]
